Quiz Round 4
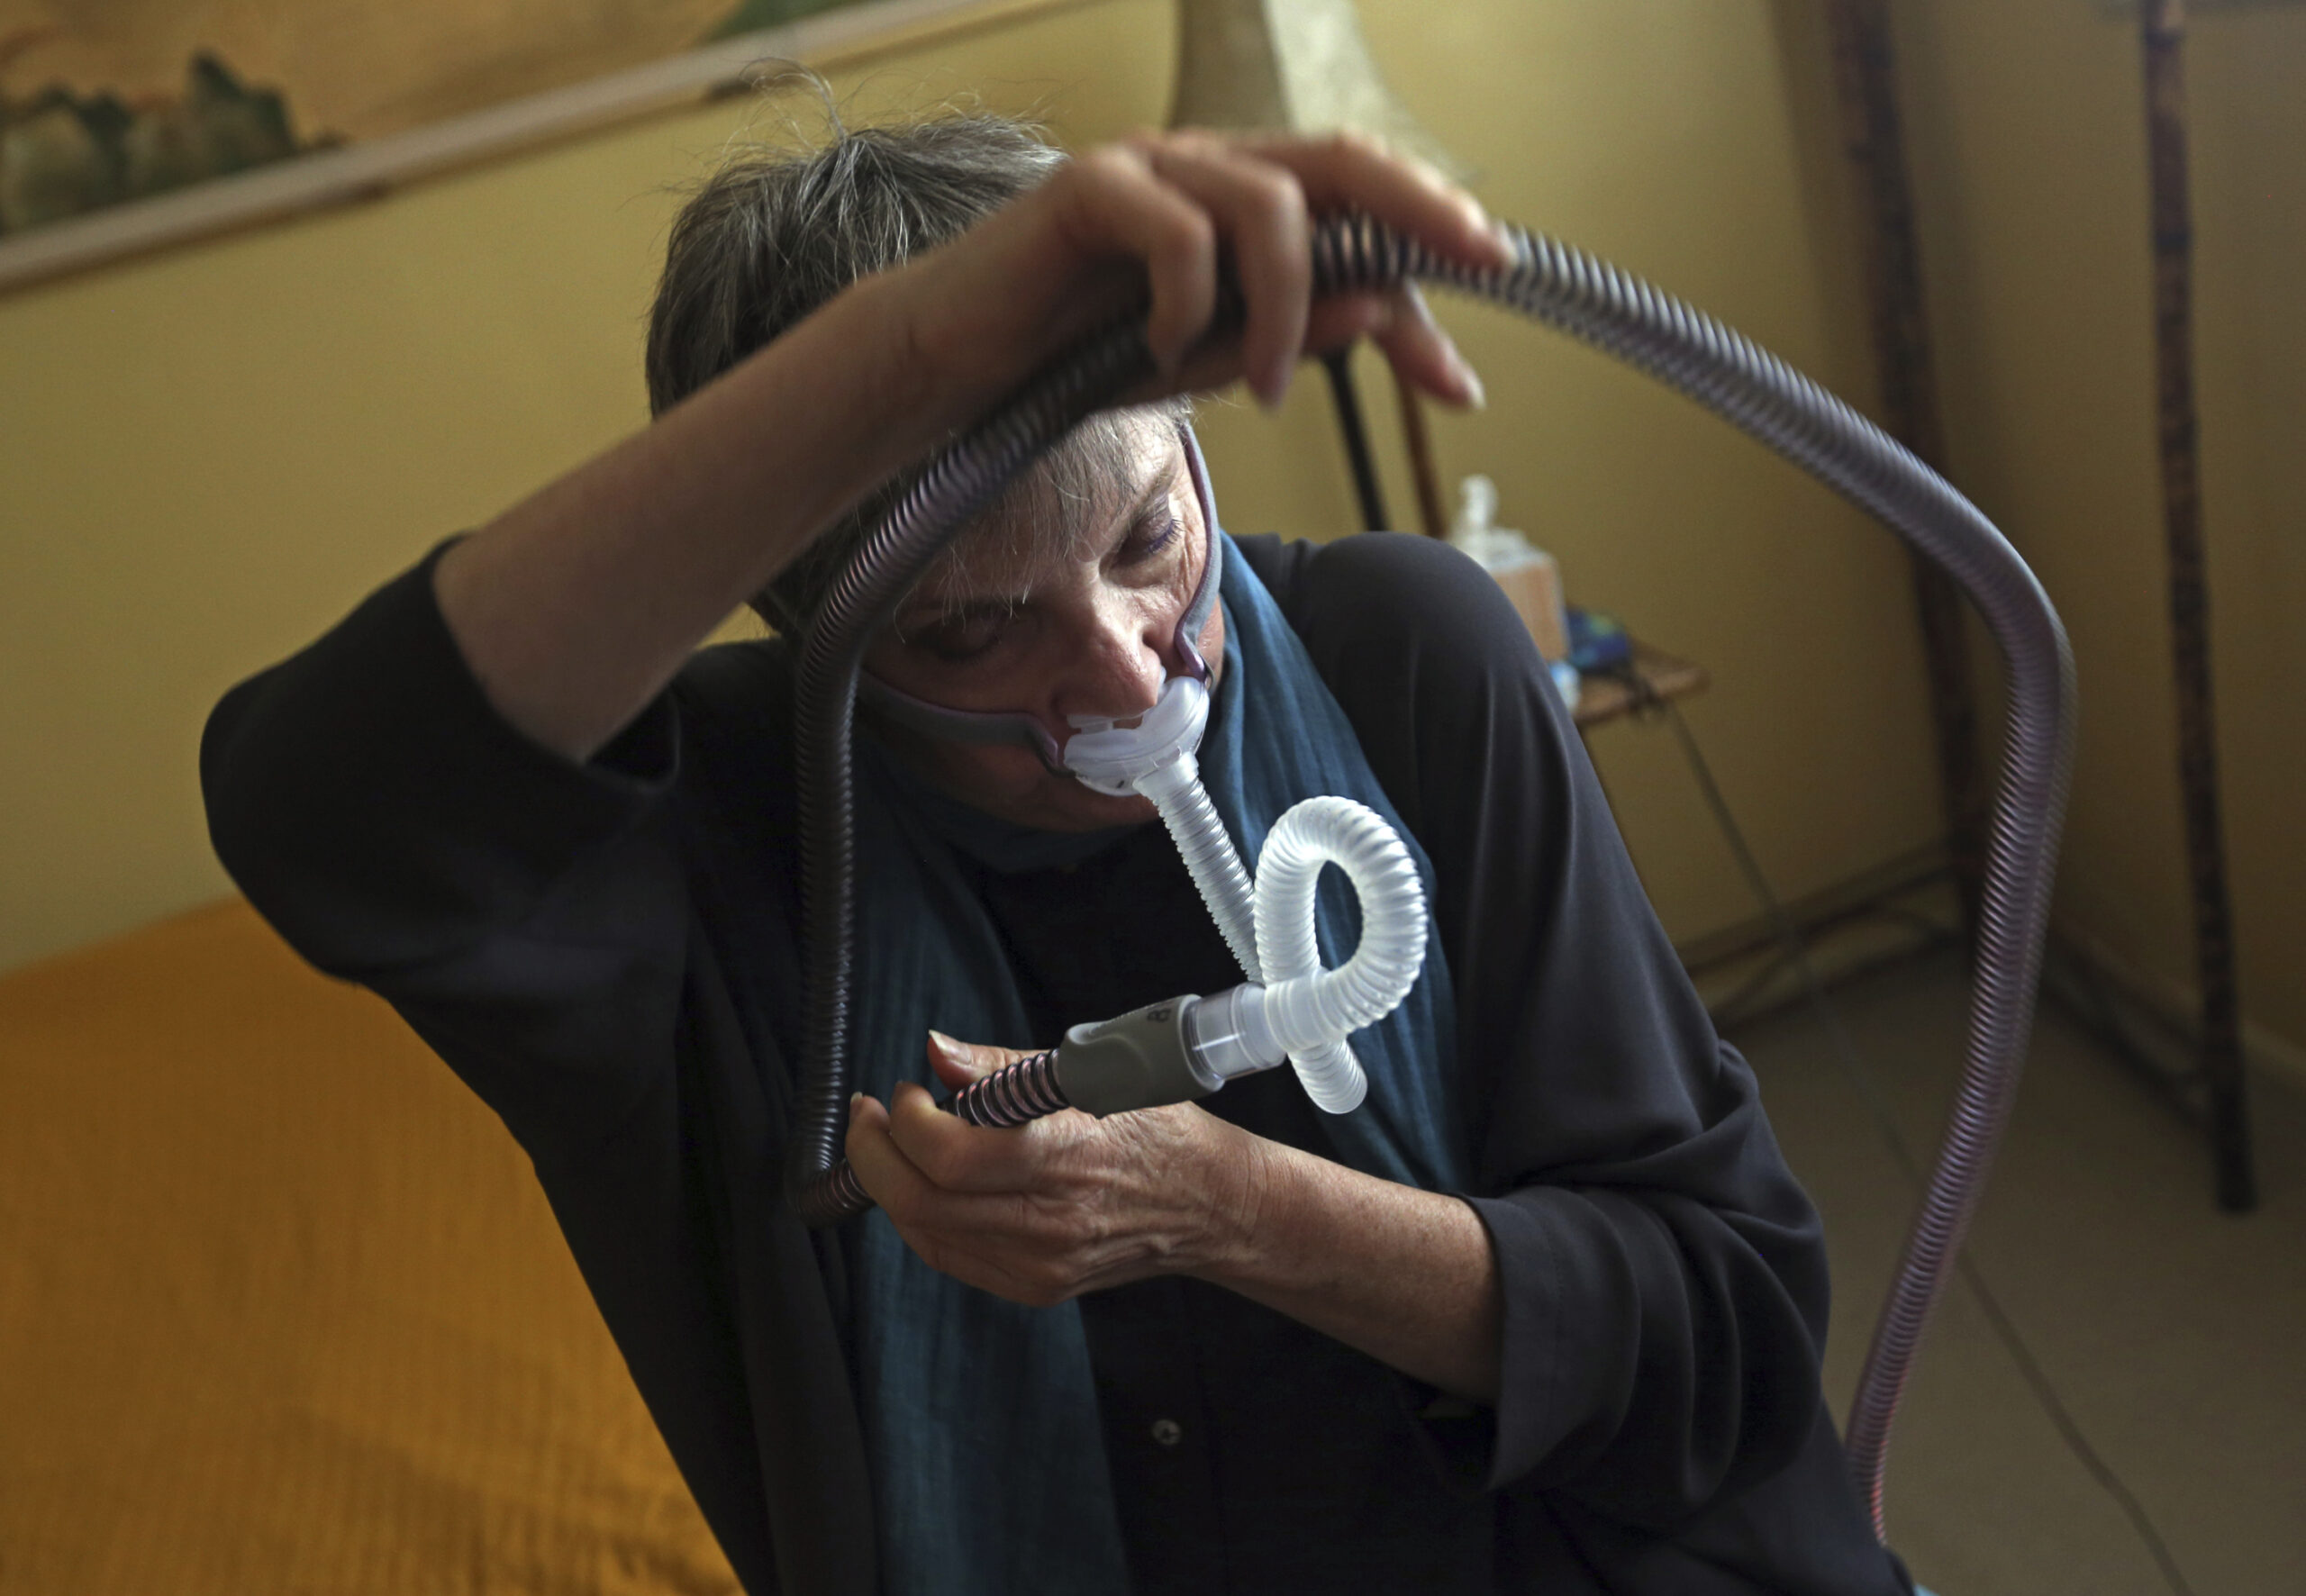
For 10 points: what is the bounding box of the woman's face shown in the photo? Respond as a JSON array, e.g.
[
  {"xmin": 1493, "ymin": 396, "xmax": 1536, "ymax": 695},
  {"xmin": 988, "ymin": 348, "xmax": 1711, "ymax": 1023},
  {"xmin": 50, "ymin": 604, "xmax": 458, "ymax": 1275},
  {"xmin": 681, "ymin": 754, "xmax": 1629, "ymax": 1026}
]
[{"xmin": 861, "ymin": 421, "xmax": 1224, "ymax": 833}]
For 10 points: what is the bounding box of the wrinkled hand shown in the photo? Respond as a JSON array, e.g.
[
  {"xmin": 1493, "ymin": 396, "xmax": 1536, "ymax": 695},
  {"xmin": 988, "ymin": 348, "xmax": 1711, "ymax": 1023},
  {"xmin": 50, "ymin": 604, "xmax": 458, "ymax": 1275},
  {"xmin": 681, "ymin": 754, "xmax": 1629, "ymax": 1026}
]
[
  {"xmin": 878, "ymin": 127, "xmax": 1512, "ymax": 425},
  {"xmin": 845, "ymin": 1030, "xmax": 1266, "ymax": 1308}
]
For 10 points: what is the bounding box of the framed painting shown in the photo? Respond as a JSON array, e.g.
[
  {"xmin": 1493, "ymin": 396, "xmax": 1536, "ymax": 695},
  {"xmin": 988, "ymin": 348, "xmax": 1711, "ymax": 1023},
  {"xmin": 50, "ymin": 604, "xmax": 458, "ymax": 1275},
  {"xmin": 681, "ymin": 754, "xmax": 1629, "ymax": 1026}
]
[{"xmin": 0, "ymin": 0, "xmax": 1081, "ymax": 291}]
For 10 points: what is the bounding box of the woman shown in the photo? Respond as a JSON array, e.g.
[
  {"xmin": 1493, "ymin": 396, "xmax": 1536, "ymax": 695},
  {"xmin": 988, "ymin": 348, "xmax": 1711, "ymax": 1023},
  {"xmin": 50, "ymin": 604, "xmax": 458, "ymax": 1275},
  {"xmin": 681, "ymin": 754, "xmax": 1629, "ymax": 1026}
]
[{"xmin": 204, "ymin": 111, "xmax": 1911, "ymax": 1594}]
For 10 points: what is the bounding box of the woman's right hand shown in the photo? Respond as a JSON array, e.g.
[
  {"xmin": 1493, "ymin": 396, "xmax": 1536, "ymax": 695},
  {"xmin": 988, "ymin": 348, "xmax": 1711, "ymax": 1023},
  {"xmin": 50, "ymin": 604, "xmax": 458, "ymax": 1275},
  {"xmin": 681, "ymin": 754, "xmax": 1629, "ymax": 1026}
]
[
  {"xmin": 870, "ymin": 128, "xmax": 1512, "ymax": 428},
  {"xmin": 438, "ymin": 127, "xmax": 1510, "ymax": 767}
]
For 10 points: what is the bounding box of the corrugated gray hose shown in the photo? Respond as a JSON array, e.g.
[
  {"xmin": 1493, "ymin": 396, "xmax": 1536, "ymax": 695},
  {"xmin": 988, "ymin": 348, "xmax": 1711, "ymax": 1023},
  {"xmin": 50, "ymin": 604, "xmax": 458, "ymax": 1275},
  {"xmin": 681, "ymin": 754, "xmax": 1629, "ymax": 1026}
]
[{"xmin": 784, "ymin": 213, "xmax": 2075, "ymax": 1540}]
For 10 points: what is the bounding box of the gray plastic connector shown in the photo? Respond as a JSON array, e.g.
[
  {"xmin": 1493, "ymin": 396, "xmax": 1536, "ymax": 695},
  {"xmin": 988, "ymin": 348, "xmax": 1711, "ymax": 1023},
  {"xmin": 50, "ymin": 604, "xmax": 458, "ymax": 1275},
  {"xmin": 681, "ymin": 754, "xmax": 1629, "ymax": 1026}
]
[{"xmin": 1055, "ymin": 996, "xmax": 1225, "ymax": 1117}]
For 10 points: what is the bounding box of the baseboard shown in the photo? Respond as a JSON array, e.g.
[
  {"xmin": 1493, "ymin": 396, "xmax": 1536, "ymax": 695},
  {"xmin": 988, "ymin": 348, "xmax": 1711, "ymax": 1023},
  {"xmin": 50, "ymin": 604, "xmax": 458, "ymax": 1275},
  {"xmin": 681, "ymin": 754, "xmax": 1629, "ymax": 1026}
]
[
  {"xmin": 1675, "ymin": 842, "xmax": 1961, "ymax": 1030},
  {"xmin": 2047, "ymin": 920, "xmax": 2306, "ymax": 1100}
]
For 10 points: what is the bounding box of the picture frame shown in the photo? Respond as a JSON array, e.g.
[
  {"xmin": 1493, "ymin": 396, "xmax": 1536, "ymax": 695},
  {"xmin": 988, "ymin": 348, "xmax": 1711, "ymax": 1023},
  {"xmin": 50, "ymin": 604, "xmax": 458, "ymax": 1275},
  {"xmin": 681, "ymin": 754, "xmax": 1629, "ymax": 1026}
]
[{"xmin": 0, "ymin": 0, "xmax": 1085, "ymax": 295}]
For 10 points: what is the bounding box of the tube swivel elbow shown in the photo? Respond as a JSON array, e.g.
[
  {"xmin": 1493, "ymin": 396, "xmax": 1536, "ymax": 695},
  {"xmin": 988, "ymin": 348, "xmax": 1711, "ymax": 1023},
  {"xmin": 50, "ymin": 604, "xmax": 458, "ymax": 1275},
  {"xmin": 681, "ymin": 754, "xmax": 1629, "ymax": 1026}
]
[
  {"xmin": 950, "ymin": 987, "xmax": 1292, "ymax": 1128},
  {"xmin": 1055, "ymin": 995, "xmax": 1230, "ymax": 1116}
]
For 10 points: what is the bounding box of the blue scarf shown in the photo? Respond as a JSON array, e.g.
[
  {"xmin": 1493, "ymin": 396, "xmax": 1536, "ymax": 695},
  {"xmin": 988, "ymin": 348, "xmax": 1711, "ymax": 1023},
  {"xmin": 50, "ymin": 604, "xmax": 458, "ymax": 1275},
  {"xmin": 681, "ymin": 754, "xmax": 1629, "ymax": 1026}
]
[{"xmin": 840, "ymin": 534, "xmax": 1466, "ymax": 1594}]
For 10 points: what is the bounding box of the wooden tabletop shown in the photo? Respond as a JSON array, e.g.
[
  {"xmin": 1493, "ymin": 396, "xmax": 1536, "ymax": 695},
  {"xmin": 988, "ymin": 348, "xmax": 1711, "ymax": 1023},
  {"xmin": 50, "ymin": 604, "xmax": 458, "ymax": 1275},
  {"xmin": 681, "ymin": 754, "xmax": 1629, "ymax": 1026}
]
[{"xmin": 1571, "ymin": 641, "xmax": 1710, "ymax": 730}]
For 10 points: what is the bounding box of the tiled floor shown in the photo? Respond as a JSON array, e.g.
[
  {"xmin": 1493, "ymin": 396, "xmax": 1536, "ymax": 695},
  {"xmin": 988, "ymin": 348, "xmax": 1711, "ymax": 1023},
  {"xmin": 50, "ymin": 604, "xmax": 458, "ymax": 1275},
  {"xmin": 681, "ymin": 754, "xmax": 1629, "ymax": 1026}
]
[{"xmin": 1730, "ymin": 953, "xmax": 2306, "ymax": 1596}]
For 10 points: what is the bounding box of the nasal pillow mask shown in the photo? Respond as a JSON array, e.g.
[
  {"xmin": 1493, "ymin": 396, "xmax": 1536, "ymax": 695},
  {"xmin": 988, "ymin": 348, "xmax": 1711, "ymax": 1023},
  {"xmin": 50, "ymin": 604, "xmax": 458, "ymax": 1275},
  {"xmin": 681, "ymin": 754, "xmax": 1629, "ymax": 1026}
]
[
  {"xmin": 855, "ymin": 424, "xmax": 1425, "ymax": 1123},
  {"xmin": 786, "ymin": 212, "xmax": 2073, "ymax": 1535},
  {"xmin": 852, "ymin": 425, "xmax": 1228, "ymax": 773}
]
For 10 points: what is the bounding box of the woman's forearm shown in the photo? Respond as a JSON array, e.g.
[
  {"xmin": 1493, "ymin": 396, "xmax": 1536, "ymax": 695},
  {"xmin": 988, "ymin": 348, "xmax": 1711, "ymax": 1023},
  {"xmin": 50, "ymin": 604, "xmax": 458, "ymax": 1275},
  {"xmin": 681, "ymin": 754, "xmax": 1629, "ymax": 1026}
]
[
  {"xmin": 433, "ymin": 274, "xmax": 949, "ymax": 764},
  {"xmin": 1196, "ymin": 1134, "xmax": 1503, "ymax": 1404},
  {"xmin": 427, "ymin": 134, "xmax": 1507, "ymax": 766}
]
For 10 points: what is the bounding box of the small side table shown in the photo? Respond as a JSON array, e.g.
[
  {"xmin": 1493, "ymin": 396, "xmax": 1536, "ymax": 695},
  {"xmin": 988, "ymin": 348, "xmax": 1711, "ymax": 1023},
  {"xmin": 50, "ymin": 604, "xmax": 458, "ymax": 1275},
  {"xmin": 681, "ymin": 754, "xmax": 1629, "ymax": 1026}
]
[{"xmin": 1571, "ymin": 642, "xmax": 1710, "ymax": 730}]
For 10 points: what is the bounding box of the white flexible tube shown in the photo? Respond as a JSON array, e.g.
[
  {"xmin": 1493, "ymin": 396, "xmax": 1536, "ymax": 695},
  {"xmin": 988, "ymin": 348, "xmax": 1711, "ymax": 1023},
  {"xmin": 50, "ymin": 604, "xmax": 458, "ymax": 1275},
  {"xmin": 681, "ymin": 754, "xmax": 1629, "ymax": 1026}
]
[
  {"xmin": 1135, "ymin": 755, "xmax": 1262, "ymax": 983},
  {"xmin": 1248, "ymin": 796, "xmax": 1429, "ymax": 1113},
  {"xmin": 1064, "ymin": 678, "xmax": 1262, "ymax": 983},
  {"xmin": 1062, "ymin": 685, "xmax": 1427, "ymax": 1116}
]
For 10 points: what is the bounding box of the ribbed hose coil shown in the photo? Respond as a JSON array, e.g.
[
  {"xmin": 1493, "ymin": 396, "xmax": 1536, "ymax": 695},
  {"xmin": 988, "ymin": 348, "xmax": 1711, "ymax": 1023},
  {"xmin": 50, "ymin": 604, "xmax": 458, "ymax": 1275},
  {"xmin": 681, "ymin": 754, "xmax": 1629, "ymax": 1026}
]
[
  {"xmin": 1138, "ymin": 756, "xmax": 1263, "ymax": 983},
  {"xmin": 951, "ymin": 1050, "xmax": 1070, "ymax": 1129},
  {"xmin": 1251, "ymin": 795, "xmax": 1430, "ymax": 1116},
  {"xmin": 785, "ymin": 214, "xmax": 2074, "ymax": 1542},
  {"xmin": 784, "ymin": 327, "xmax": 1157, "ymax": 1230}
]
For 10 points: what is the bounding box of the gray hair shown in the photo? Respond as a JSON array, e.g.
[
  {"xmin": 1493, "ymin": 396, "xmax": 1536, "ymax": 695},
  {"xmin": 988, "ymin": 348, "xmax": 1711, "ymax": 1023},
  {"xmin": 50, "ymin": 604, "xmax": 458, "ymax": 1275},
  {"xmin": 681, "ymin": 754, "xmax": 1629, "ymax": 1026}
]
[{"xmin": 645, "ymin": 96, "xmax": 1187, "ymax": 630}]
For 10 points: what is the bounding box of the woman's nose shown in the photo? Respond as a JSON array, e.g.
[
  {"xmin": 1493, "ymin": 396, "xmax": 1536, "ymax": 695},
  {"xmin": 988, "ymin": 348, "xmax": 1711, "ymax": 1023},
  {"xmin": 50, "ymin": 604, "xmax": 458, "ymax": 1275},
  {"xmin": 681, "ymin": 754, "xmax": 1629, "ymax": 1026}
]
[{"xmin": 1053, "ymin": 592, "xmax": 1170, "ymax": 725}]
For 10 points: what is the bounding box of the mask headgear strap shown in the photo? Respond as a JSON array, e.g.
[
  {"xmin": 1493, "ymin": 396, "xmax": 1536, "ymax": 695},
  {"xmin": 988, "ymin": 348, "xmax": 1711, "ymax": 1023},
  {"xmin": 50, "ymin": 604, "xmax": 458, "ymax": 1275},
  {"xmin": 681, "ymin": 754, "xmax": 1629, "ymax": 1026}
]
[{"xmin": 853, "ymin": 422, "xmax": 1224, "ymax": 771}]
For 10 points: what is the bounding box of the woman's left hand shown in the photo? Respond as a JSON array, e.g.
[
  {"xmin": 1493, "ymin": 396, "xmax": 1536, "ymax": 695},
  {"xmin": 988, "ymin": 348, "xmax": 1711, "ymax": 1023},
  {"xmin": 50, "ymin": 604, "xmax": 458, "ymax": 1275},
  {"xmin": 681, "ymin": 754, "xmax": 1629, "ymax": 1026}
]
[
  {"xmin": 850, "ymin": 1029, "xmax": 1503, "ymax": 1401},
  {"xmin": 844, "ymin": 1031, "xmax": 1265, "ymax": 1307}
]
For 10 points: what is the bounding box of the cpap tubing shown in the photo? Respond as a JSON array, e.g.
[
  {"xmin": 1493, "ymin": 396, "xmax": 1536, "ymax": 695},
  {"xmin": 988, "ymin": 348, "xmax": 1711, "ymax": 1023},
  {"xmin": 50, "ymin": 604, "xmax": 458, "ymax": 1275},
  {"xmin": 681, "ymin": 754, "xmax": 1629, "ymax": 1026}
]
[
  {"xmin": 1065, "ymin": 675, "xmax": 1430, "ymax": 1115},
  {"xmin": 1065, "ymin": 674, "xmax": 1263, "ymax": 983},
  {"xmin": 809, "ymin": 669, "xmax": 1429, "ymax": 1206},
  {"xmin": 784, "ymin": 212, "xmax": 2074, "ymax": 1543},
  {"xmin": 799, "ymin": 776, "xmax": 1427, "ymax": 1214}
]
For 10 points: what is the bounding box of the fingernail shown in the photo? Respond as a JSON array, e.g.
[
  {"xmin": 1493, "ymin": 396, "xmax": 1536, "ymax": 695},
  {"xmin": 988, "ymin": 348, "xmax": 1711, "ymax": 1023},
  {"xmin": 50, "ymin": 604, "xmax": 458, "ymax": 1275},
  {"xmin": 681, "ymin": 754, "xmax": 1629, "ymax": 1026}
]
[
  {"xmin": 849, "ymin": 1092, "xmax": 867, "ymax": 1115},
  {"xmin": 1448, "ymin": 347, "xmax": 1486, "ymax": 410},
  {"xmin": 926, "ymin": 1029, "xmax": 961, "ymax": 1062}
]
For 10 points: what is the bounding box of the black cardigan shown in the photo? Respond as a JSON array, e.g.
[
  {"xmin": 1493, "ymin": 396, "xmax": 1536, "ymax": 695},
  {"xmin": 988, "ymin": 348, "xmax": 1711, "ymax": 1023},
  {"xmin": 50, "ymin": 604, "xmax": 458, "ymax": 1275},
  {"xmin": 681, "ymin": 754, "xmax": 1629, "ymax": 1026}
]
[{"xmin": 203, "ymin": 530, "xmax": 1908, "ymax": 1595}]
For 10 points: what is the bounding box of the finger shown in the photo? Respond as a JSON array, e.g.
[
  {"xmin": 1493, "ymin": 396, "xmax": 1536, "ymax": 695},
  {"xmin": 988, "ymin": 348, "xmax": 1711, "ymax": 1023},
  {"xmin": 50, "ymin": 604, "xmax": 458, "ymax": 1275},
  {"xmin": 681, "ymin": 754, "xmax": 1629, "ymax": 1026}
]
[
  {"xmin": 848, "ymin": 1093, "xmax": 1047, "ymax": 1279},
  {"xmin": 1231, "ymin": 129, "xmax": 1512, "ymax": 274},
  {"xmin": 1135, "ymin": 137, "xmax": 1312, "ymax": 408},
  {"xmin": 1367, "ymin": 283, "xmax": 1484, "ymax": 409},
  {"xmin": 1113, "ymin": 287, "xmax": 1390, "ymax": 405},
  {"xmin": 1140, "ymin": 292, "xmax": 1368, "ymax": 402},
  {"xmin": 1050, "ymin": 145, "xmax": 1221, "ymax": 373},
  {"xmin": 1302, "ymin": 291, "xmax": 1393, "ymax": 358},
  {"xmin": 844, "ymin": 1091, "xmax": 934, "ymax": 1213},
  {"xmin": 886, "ymin": 1080, "xmax": 1057, "ymax": 1194},
  {"xmin": 924, "ymin": 1029, "xmax": 1022, "ymax": 1090}
]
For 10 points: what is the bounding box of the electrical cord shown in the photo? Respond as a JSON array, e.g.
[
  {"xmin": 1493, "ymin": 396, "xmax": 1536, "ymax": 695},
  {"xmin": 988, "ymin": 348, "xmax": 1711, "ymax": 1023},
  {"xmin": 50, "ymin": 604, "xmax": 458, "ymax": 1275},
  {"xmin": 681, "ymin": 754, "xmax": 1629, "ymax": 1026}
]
[
  {"xmin": 1659, "ymin": 700, "xmax": 2196, "ymax": 1596},
  {"xmin": 1700, "ymin": 902, "xmax": 1960, "ymax": 1034}
]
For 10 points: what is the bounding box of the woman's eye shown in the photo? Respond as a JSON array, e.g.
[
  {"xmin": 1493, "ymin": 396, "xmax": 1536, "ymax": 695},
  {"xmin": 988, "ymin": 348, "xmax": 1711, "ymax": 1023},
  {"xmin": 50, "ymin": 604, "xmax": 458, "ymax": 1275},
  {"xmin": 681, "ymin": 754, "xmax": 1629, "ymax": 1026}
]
[
  {"xmin": 1121, "ymin": 513, "xmax": 1183, "ymax": 565},
  {"xmin": 911, "ymin": 612, "xmax": 1011, "ymax": 664}
]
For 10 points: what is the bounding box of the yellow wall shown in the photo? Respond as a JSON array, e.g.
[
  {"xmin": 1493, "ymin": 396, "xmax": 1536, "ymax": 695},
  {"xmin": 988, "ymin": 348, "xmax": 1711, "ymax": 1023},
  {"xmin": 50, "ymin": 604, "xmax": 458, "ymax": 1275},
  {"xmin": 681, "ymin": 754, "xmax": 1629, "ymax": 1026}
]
[
  {"xmin": 0, "ymin": 0, "xmax": 1173, "ymax": 973},
  {"xmin": 1324, "ymin": 0, "xmax": 1945, "ymax": 943},
  {"xmin": 1886, "ymin": 0, "xmax": 2306, "ymax": 1056},
  {"xmin": 0, "ymin": 0, "xmax": 1946, "ymax": 975}
]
